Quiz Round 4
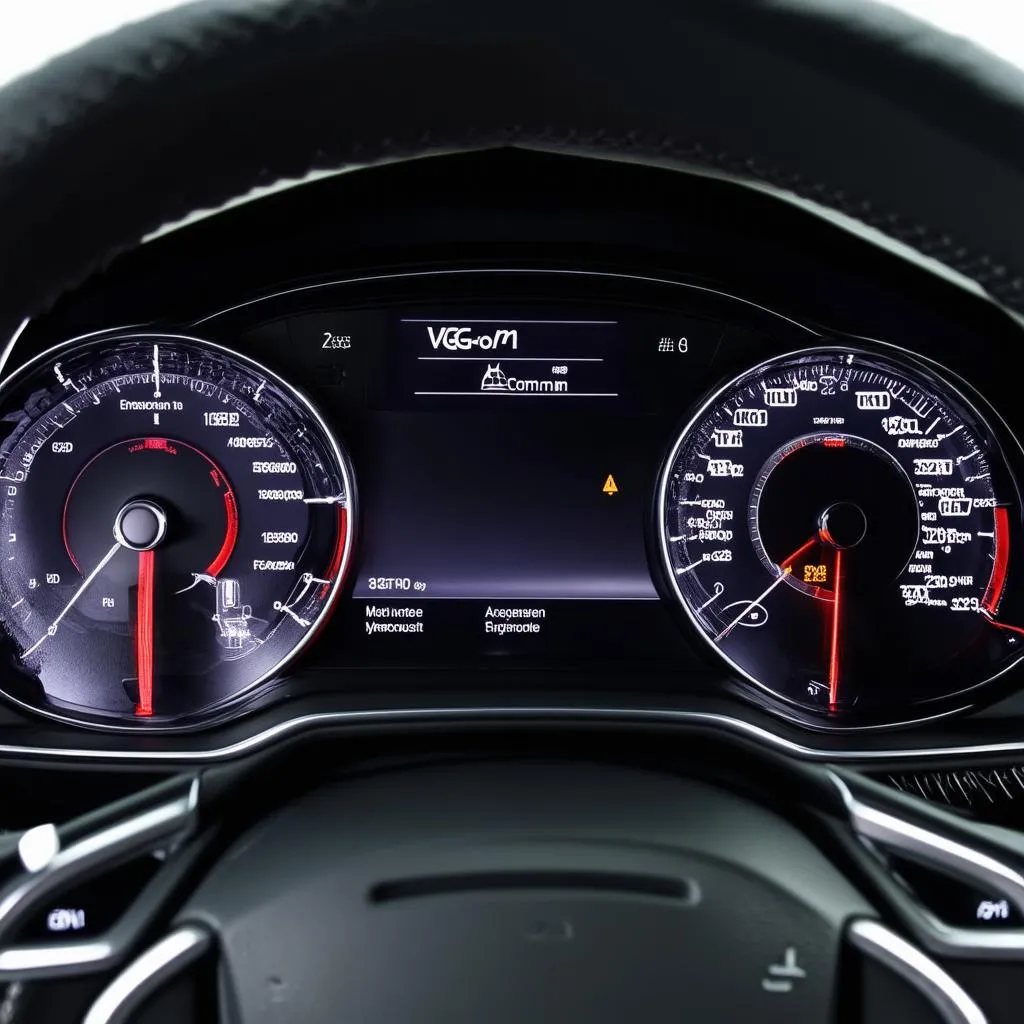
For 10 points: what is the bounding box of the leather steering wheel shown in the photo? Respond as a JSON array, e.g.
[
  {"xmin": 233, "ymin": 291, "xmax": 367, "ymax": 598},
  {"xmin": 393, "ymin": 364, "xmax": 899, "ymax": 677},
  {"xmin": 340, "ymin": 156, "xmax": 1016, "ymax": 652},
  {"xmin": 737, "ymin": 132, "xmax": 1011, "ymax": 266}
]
[{"xmin": 4, "ymin": 0, "xmax": 1024, "ymax": 339}]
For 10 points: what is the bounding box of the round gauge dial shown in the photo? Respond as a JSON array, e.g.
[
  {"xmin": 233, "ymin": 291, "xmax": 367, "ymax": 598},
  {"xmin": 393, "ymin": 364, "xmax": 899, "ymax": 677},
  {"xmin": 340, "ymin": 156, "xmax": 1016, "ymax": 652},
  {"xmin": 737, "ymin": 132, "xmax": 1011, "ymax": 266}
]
[
  {"xmin": 0, "ymin": 334, "xmax": 354, "ymax": 727},
  {"xmin": 658, "ymin": 347, "xmax": 1024, "ymax": 723}
]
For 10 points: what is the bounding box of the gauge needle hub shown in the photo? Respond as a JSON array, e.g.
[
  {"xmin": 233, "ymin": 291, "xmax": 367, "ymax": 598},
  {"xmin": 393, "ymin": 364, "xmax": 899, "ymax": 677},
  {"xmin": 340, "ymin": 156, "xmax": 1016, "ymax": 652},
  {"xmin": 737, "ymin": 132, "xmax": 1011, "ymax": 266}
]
[{"xmin": 135, "ymin": 550, "xmax": 155, "ymax": 717}]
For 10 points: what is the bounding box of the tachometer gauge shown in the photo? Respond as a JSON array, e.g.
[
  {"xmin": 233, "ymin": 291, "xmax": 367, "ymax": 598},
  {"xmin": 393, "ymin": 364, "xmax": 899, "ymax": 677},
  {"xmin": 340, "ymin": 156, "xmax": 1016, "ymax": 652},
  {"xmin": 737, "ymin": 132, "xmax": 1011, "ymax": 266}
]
[
  {"xmin": 658, "ymin": 347, "xmax": 1024, "ymax": 724},
  {"xmin": 0, "ymin": 334, "xmax": 354, "ymax": 727}
]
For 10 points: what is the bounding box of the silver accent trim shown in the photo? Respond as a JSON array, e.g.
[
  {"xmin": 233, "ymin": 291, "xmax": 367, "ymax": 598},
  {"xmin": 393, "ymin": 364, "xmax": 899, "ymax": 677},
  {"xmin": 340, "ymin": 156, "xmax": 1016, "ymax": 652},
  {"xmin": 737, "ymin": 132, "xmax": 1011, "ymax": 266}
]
[
  {"xmin": 849, "ymin": 919, "xmax": 987, "ymax": 1024},
  {"xmin": 113, "ymin": 499, "xmax": 168, "ymax": 552},
  {"xmin": 82, "ymin": 925, "xmax": 211, "ymax": 1024},
  {"xmin": 0, "ymin": 705, "xmax": 1017, "ymax": 763},
  {"xmin": 0, "ymin": 939, "xmax": 115, "ymax": 974},
  {"xmin": 834, "ymin": 774, "xmax": 1024, "ymax": 957}
]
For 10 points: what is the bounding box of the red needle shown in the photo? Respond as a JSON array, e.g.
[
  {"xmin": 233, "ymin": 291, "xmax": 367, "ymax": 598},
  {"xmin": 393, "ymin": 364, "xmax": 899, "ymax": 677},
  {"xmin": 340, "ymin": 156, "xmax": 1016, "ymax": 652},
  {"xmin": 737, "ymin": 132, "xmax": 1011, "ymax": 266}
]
[
  {"xmin": 828, "ymin": 548, "xmax": 843, "ymax": 711},
  {"xmin": 780, "ymin": 536, "xmax": 818, "ymax": 571},
  {"xmin": 986, "ymin": 616, "xmax": 1024, "ymax": 638},
  {"xmin": 135, "ymin": 550, "xmax": 155, "ymax": 717}
]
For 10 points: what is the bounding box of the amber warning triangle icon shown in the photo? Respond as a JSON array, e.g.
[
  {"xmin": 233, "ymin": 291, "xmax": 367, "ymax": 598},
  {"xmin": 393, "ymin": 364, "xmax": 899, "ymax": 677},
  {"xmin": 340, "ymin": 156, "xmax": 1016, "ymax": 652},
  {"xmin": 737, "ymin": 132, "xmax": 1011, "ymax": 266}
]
[{"xmin": 602, "ymin": 474, "xmax": 619, "ymax": 495}]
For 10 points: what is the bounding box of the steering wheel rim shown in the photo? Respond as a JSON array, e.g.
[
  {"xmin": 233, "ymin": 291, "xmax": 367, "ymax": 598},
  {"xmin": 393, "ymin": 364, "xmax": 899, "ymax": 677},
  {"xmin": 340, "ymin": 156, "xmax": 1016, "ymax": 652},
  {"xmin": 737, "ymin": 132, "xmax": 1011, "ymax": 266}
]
[
  {"xmin": 0, "ymin": 734, "xmax": 1008, "ymax": 1023},
  {"xmin": 4, "ymin": 0, "xmax": 1024, "ymax": 341}
]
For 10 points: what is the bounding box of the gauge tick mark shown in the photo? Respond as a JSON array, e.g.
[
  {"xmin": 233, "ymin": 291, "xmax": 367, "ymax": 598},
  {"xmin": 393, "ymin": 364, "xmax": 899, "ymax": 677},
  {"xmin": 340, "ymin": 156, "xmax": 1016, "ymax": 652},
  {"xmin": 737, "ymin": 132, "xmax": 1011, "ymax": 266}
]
[
  {"xmin": 302, "ymin": 494, "xmax": 347, "ymax": 505},
  {"xmin": 152, "ymin": 344, "xmax": 161, "ymax": 399}
]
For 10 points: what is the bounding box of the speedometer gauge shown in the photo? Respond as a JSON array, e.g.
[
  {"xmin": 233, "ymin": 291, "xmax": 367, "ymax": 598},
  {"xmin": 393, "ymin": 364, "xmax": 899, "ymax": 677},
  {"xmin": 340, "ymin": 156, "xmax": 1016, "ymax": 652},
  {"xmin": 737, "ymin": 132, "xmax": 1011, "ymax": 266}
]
[
  {"xmin": 658, "ymin": 347, "xmax": 1024, "ymax": 724},
  {"xmin": 0, "ymin": 334, "xmax": 354, "ymax": 727}
]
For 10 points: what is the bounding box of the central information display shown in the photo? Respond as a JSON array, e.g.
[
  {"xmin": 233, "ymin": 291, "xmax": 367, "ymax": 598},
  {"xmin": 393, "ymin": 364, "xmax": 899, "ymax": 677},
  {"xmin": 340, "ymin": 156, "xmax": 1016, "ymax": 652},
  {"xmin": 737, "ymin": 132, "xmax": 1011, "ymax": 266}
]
[
  {"xmin": 330, "ymin": 304, "xmax": 724, "ymax": 666},
  {"xmin": 395, "ymin": 316, "xmax": 622, "ymax": 400}
]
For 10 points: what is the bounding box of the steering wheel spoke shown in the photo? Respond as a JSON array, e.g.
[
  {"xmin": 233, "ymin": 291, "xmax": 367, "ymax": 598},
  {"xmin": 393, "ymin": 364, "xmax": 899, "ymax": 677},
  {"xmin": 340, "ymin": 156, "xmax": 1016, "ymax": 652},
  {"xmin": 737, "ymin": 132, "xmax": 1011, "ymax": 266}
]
[{"xmin": 0, "ymin": 776, "xmax": 201, "ymax": 981}]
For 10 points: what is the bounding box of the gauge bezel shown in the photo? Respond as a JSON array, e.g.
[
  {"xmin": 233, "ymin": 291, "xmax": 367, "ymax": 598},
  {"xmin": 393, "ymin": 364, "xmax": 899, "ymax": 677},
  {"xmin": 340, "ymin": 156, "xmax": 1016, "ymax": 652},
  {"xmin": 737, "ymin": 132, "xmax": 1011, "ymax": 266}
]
[
  {"xmin": 656, "ymin": 340, "xmax": 1024, "ymax": 731},
  {"xmin": 0, "ymin": 330, "xmax": 357, "ymax": 733}
]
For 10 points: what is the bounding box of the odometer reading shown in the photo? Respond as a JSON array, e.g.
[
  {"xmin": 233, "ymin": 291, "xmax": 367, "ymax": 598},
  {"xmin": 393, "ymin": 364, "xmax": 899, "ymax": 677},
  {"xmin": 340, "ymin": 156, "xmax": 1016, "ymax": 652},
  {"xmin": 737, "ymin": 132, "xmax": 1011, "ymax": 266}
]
[
  {"xmin": 658, "ymin": 348, "xmax": 1024, "ymax": 722},
  {"xmin": 0, "ymin": 334, "xmax": 355, "ymax": 726}
]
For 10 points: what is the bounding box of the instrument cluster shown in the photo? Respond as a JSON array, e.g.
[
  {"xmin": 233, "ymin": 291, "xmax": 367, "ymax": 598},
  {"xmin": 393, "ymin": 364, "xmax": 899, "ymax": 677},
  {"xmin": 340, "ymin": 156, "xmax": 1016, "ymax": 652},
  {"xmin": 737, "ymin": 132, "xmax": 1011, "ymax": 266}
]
[{"xmin": 2, "ymin": 269, "xmax": 1023, "ymax": 734}]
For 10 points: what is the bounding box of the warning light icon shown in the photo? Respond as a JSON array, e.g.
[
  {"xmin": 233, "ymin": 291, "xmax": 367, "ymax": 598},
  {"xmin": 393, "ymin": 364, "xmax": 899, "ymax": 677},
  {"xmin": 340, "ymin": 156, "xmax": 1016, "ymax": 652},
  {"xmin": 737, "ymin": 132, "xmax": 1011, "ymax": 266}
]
[{"xmin": 602, "ymin": 475, "xmax": 619, "ymax": 495}]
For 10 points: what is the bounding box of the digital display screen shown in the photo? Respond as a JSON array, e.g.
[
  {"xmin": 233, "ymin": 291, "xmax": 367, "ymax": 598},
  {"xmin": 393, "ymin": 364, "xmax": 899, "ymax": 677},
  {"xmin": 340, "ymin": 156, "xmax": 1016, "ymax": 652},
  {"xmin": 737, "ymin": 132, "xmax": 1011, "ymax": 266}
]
[
  {"xmin": 393, "ymin": 315, "xmax": 623, "ymax": 401},
  {"xmin": 241, "ymin": 298, "xmax": 766, "ymax": 672},
  {"xmin": 357, "ymin": 315, "xmax": 648, "ymax": 603}
]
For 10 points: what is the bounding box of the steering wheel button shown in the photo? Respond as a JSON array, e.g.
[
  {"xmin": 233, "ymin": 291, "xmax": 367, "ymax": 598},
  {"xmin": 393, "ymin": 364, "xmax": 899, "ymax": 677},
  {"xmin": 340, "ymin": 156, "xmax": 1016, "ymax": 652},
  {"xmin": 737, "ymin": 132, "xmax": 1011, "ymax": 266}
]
[
  {"xmin": 892, "ymin": 857, "xmax": 1024, "ymax": 931},
  {"xmin": 11, "ymin": 855, "xmax": 161, "ymax": 943}
]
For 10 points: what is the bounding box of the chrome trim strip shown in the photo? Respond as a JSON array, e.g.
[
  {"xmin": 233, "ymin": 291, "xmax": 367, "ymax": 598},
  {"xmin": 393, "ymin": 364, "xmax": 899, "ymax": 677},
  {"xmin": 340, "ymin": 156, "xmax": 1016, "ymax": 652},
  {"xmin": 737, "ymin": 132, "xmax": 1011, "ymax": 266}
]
[
  {"xmin": 82, "ymin": 925, "xmax": 211, "ymax": 1024},
  {"xmin": 0, "ymin": 939, "xmax": 115, "ymax": 974},
  {"xmin": 849, "ymin": 919, "xmax": 987, "ymax": 1024},
  {"xmin": 1, "ymin": 706, "xmax": 1024, "ymax": 763}
]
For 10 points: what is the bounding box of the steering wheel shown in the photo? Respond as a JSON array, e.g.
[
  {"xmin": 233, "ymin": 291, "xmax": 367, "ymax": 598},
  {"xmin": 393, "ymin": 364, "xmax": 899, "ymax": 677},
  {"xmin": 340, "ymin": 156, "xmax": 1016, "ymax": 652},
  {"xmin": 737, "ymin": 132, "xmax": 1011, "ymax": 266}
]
[{"xmin": 4, "ymin": 1, "xmax": 1024, "ymax": 1021}]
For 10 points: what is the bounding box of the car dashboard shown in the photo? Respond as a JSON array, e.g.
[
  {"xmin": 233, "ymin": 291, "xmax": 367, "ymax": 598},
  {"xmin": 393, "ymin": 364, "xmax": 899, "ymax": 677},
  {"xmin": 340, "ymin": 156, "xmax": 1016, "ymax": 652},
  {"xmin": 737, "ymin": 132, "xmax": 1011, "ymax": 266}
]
[{"xmin": 4, "ymin": 149, "xmax": 1024, "ymax": 767}]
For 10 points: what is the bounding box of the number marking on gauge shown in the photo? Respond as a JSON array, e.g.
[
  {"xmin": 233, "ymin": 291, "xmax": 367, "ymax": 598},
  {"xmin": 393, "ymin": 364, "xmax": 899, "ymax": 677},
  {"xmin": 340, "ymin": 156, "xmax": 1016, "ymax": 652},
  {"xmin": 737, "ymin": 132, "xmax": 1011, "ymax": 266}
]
[{"xmin": 152, "ymin": 344, "xmax": 161, "ymax": 398}]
